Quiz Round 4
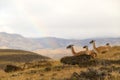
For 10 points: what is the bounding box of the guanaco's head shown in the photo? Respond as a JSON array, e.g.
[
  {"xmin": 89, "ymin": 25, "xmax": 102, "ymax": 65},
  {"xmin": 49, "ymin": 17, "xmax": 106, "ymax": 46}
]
[
  {"xmin": 106, "ymin": 43, "xmax": 110, "ymax": 46},
  {"xmin": 89, "ymin": 40, "xmax": 95, "ymax": 44},
  {"xmin": 83, "ymin": 45, "xmax": 88, "ymax": 48},
  {"xmin": 66, "ymin": 44, "xmax": 74, "ymax": 49}
]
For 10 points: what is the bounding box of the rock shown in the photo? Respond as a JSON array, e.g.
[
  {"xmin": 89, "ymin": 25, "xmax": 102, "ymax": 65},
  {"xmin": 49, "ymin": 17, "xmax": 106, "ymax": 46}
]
[
  {"xmin": 70, "ymin": 68, "xmax": 112, "ymax": 80},
  {"xmin": 4, "ymin": 64, "xmax": 22, "ymax": 72},
  {"xmin": 60, "ymin": 54, "xmax": 93, "ymax": 65}
]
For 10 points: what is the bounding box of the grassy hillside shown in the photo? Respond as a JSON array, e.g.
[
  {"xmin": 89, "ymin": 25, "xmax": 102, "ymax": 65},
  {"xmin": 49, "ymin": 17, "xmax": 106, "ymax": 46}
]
[
  {"xmin": 0, "ymin": 46, "xmax": 120, "ymax": 80},
  {"xmin": 0, "ymin": 49, "xmax": 50, "ymax": 69}
]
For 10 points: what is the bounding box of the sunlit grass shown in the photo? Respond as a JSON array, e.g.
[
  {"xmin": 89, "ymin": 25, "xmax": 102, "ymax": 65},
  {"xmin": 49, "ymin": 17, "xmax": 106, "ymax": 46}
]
[{"xmin": 0, "ymin": 46, "xmax": 120, "ymax": 80}]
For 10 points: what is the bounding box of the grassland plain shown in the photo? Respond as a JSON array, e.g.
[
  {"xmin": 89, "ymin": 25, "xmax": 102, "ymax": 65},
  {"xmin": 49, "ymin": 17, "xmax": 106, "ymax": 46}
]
[{"xmin": 0, "ymin": 46, "xmax": 120, "ymax": 80}]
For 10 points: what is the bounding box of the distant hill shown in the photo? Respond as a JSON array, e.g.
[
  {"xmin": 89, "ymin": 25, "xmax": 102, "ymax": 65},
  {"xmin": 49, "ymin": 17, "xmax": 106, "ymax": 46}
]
[
  {"xmin": 0, "ymin": 32, "xmax": 76, "ymax": 50},
  {"xmin": 34, "ymin": 46, "xmax": 84, "ymax": 59},
  {"xmin": 0, "ymin": 49, "xmax": 50, "ymax": 62},
  {"xmin": 0, "ymin": 32, "xmax": 120, "ymax": 51},
  {"xmin": 0, "ymin": 32, "xmax": 43, "ymax": 50},
  {"xmin": 33, "ymin": 37, "xmax": 77, "ymax": 49},
  {"xmin": 0, "ymin": 49, "xmax": 50, "ymax": 69}
]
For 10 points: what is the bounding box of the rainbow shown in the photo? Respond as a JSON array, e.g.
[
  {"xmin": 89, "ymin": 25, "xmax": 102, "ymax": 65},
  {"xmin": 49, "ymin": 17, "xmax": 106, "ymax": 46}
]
[{"xmin": 14, "ymin": 0, "xmax": 49, "ymax": 37}]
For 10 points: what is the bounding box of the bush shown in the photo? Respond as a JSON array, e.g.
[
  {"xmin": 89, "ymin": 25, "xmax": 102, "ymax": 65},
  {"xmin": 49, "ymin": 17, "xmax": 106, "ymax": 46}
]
[
  {"xmin": 44, "ymin": 67, "xmax": 51, "ymax": 71},
  {"xmin": 4, "ymin": 64, "xmax": 22, "ymax": 72},
  {"xmin": 70, "ymin": 68, "xmax": 112, "ymax": 80},
  {"xmin": 60, "ymin": 54, "xmax": 93, "ymax": 65}
]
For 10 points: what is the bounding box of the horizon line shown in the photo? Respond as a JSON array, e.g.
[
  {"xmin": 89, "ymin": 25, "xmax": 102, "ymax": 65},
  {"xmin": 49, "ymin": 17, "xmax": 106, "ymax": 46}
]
[{"xmin": 0, "ymin": 31, "xmax": 120, "ymax": 40}]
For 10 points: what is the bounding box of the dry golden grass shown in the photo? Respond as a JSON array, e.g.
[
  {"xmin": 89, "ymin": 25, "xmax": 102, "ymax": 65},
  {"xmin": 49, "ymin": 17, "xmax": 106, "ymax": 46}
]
[
  {"xmin": 0, "ymin": 60, "xmax": 86, "ymax": 80},
  {"xmin": 0, "ymin": 46, "xmax": 120, "ymax": 80},
  {"xmin": 94, "ymin": 46, "xmax": 120, "ymax": 67},
  {"xmin": 0, "ymin": 49, "xmax": 50, "ymax": 69}
]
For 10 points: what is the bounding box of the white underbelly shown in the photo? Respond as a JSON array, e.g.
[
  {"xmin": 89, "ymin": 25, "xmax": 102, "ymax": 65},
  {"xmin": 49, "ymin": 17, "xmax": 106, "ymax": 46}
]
[{"xmin": 93, "ymin": 49, "xmax": 98, "ymax": 54}]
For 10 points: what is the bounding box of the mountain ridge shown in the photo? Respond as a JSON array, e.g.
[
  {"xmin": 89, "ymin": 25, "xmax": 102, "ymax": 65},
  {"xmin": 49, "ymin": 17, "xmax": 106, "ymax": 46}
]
[{"xmin": 0, "ymin": 32, "xmax": 120, "ymax": 51}]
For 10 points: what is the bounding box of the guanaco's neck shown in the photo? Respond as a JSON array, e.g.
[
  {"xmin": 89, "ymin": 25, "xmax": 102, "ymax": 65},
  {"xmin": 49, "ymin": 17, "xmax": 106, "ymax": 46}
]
[
  {"xmin": 92, "ymin": 42, "xmax": 99, "ymax": 54},
  {"xmin": 85, "ymin": 47, "xmax": 90, "ymax": 55},
  {"xmin": 71, "ymin": 46, "xmax": 76, "ymax": 55},
  {"xmin": 93, "ymin": 42, "xmax": 96, "ymax": 49},
  {"xmin": 85, "ymin": 47, "xmax": 89, "ymax": 51}
]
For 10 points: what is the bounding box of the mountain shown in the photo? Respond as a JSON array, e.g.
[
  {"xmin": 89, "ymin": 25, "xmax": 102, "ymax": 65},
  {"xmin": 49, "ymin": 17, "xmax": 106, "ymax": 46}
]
[
  {"xmin": 0, "ymin": 32, "xmax": 76, "ymax": 50},
  {"xmin": 0, "ymin": 32, "xmax": 43, "ymax": 50},
  {"xmin": 0, "ymin": 32, "xmax": 120, "ymax": 51},
  {"xmin": 33, "ymin": 37, "xmax": 78, "ymax": 49}
]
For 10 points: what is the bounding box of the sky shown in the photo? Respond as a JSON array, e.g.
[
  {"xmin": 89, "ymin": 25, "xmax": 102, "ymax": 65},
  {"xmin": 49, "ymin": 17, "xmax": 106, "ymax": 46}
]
[{"xmin": 0, "ymin": 0, "xmax": 120, "ymax": 39}]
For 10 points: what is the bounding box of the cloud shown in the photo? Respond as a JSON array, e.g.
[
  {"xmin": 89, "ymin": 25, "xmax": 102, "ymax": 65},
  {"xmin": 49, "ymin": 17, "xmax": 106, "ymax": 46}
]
[
  {"xmin": 0, "ymin": 26, "xmax": 14, "ymax": 33},
  {"xmin": 0, "ymin": 0, "xmax": 120, "ymax": 38}
]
